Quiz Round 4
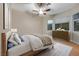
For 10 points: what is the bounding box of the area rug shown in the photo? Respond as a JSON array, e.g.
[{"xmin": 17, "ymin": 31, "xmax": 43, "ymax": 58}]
[{"xmin": 38, "ymin": 42, "xmax": 72, "ymax": 56}]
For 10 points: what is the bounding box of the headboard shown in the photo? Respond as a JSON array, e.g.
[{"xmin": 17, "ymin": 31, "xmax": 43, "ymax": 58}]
[{"xmin": 1, "ymin": 31, "xmax": 12, "ymax": 56}]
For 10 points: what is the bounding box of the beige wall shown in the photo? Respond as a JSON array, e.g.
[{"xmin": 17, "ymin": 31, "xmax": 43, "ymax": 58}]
[
  {"xmin": 12, "ymin": 9, "xmax": 43, "ymax": 35},
  {"xmin": 0, "ymin": 3, "xmax": 3, "ymax": 55}
]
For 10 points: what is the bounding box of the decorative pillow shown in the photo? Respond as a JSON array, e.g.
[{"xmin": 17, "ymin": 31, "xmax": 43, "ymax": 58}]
[
  {"xmin": 9, "ymin": 33, "xmax": 18, "ymax": 45},
  {"xmin": 19, "ymin": 36, "xmax": 24, "ymax": 42},
  {"xmin": 14, "ymin": 33, "xmax": 22, "ymax": 44},
  {"xmin": 6, "ymin": 31, "xmax": 12, "ymax": 41},
  {"xmin": 8, "ymin": 41, "xmax": 15, "ymax": 49}
]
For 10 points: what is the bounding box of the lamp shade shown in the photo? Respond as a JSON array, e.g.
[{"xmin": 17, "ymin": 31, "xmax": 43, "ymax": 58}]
[{"xmin": 11, "ymin": 29, "xmax": 17, "ymax": 32}]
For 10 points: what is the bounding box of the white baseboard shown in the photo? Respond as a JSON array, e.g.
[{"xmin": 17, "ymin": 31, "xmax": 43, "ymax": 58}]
[{"xmin": 70, "ymin": 40, "xmax": 79, "ymax": 45}]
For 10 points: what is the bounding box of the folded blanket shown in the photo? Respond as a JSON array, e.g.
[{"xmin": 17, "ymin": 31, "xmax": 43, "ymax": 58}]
[
  {"xmin": 33, "ymin": 34, "xmax": 53, "ymax": 46},
  {"xmin": 39, "ymin": 35, "xmax": 53, "ymax": 46}
]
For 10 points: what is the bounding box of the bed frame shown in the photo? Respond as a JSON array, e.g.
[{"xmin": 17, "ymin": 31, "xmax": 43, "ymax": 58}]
[{"xmin": 1, "ymin": 32, "xmax": 47, "ymax": 56}]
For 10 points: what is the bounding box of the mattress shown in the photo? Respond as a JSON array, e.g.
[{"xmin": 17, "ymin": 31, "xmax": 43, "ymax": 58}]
[{"xmin": 8, "ymin": 36, "xmax": 31, "ymax": 56}]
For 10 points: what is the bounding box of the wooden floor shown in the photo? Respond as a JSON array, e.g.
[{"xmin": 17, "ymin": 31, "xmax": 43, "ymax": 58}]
[{"xmin": 54, "ymin": 38, "xmax": 79, "ymax": 56}]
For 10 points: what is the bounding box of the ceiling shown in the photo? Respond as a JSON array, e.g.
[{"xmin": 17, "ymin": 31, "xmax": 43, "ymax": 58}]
[{"xmin": 10, "ymin": 3, "xmax": 78, "ymax": 16}]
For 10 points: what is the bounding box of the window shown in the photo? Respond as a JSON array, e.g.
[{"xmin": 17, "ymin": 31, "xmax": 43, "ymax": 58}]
[
  {"xmin": 47, "ymin": 20, "xmax": 53, "ymax": 30},
  {"xmin": 73, "ymin": 13, "xmax": 79, "ymax": 31},
  {"xmin": 74, "ymin": 20, "xmax": 79, "ymax": 31},
  {"xmin": 73, "ymin": 13, "xmax": 79, "ymax": 20},
  {"xmin": 55, "ymin": 22, "xmax": 69, "ymax": 30}
]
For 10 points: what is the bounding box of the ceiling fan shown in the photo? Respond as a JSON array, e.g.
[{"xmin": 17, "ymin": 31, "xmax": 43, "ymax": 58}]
[
  {"xmin": 32, "ymin": 3, "xmax": 51, "ymax": 15},
  {"xmin": 35, "ymin": 3, "xmax": 51, "ymax": 8}
]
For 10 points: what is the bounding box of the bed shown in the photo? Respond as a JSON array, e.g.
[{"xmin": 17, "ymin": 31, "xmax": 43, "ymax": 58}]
[{"xmin": 6, "ymin": 31, "xmax": 54, "ymax": 56}]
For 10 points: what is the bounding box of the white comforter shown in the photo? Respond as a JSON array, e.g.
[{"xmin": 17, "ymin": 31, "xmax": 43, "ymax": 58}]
[
  {"xmin": 22, "ymin": 35, "xmax": 53, "ymax": 51},
  {"xmin": 22, "ymin": 35, "xmax": 44, "ymax": 51}
]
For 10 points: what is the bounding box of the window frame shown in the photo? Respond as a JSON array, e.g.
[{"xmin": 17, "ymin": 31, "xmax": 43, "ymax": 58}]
[
  {"xmin": 73, "ymin": 19, "xmax": 79, "ymax": 31},
  {"xmin": 47, "ymin": 20, "xmax": 53, "ymax": 30}
]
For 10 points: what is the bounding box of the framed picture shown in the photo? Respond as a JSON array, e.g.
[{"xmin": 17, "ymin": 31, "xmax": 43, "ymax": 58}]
[{"xmin": 55, "ymin": 22, "xmax": 69, "ymax": 30}]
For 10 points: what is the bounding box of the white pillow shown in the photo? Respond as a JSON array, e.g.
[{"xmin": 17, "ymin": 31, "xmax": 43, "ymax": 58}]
[
  {"xmin": 14, "ymin": 33, "xmax": 22, "ymax": 44},
  {"xmin": 9, "ymin": 33, "xmax": 18, "ymax": 45},
  {"xmin": 6, "ymin": 31, "xmax": 12, "ymax": 41}
]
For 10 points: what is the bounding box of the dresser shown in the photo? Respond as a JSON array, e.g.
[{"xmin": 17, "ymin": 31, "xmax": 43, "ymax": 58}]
[{"xmin": 52, "ymin": 31, "xmax": 70, "ymax": 41}]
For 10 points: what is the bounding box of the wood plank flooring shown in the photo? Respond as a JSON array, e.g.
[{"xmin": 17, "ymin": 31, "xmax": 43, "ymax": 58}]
[
  {"xmin": 23, "ymin": 38, "xmax": 79, "ymax": 56},
  {"xmin": 54, "ymin": 38, "xmax": 79, "ymax": 56}
]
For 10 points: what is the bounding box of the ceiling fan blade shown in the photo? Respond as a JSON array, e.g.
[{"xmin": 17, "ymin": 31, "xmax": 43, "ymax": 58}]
[
  {"xmin": 37, "ymin": 3, "xmax": 43, "ymax": 7},
  {"xmin": 35, "ymin": 3, "xmax": 51, "ymax": 8},
  {"xmin": 44, "ymin": 8, "xmax": 51, "ymax": 11},
  {"xmin": 33, "ymin": 10, "xmax": 38, "ymax": 12},
  {"xmin": 47, "ymin": 3, "xmax": 51, "ymax": 5},
  {"xmin": 32, "ymin": 10, "xmax": 39, "ymax": 15},
  {"xmin": 43, "ymin": 12, "xmax": 46, "ymax": 15}
]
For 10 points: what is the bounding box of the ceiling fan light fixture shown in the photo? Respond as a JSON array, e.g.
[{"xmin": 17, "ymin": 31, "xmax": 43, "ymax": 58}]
[
  {"xmin": 39, "ymin": 9, "xmax": 43, "ymax": 15},
  {"xmin": 33, "ymin": 3, "xmax": 52, "ymax": 16}
]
